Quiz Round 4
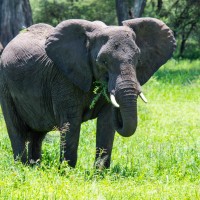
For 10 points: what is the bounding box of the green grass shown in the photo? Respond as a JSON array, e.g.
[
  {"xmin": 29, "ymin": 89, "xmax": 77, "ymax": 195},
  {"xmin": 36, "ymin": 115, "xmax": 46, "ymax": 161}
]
[{"xmin": 0, "ymin": 59, "xmax": 199, "ymax": 199}]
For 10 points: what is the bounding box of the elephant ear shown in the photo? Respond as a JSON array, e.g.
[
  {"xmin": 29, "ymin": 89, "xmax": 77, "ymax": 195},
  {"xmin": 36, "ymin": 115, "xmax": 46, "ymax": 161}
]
[
  {"xmin": 123, "ymin": 17, "xmax": 176, "ymax": 85},
  {"xmin": 45, "ymin": 20, "xmax": 105, "ymax": 91}
]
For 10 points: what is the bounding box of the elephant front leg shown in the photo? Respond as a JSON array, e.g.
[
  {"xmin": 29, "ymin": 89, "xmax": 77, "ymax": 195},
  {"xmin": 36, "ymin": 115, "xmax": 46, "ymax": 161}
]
[
  {"xmin": 28, "ymin": 131, "xmax": 46, "ymax": 164},
  {"xmin": 95, "ymin": 104, "xmax": 115, "ymax": 169},
  {"xmin": 59, "ymin": 120, "xmax": 81, "ymax": 168}
]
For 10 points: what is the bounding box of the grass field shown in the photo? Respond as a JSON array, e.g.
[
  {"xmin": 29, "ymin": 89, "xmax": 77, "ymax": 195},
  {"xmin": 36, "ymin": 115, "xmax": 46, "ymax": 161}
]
[{"xmin": 0, "ymin": 59, "xmax": 199, "ymax": 199}]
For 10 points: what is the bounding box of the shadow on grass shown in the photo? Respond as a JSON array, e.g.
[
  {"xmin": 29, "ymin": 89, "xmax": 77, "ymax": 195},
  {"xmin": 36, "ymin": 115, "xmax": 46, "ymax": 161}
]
[{"xmin": 154, "ymin": 67, "xmax": 200, "ymax": 85}]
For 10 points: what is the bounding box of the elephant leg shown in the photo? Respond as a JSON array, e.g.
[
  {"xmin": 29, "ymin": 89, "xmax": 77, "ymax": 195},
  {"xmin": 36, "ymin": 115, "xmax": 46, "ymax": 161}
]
[
  {"xmin": 95, "ymin": 104, "xmax": 115, "ymax": 169},
  {"xmin": 0, "ymin": 93, "xmax": 28, "ymax": 163},
  {"xmin": 59, "ymin": 119, "xmax": 81, "ymax": 168},
  {"xmin": 28, "ymin": 131, "xmax": 46, "ymax": 164}
]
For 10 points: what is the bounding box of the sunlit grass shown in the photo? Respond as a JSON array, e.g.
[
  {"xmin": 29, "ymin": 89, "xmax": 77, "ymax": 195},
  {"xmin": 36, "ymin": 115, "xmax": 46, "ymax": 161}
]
[{"xmin": 0, "ymin": 59, "xmax": 199, "ymax": 199}]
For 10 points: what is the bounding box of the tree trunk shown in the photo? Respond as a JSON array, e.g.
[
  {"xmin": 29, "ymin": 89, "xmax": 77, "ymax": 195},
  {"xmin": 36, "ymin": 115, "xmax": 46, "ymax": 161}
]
[
  {"xmin": 116, "ymin": 0, "xmax": 146, "ymax": 25},
  {"xmin": 156, "ymin": 0, "xmax": 163, "ymax": 14},
  {"xmin": 179, "ymin": 23, "xmax": 196, "ymax": 57},
  {"xmin": 0, "ymin": 42, "xmax": 3, "ymax": 55},
  {"xmin": 116, "ymin": 0, "xmax": 129, "ymax": 25},
  {"xmin": 179, "ymin": 37, "xmax": 186, "ymax": 57},
  {"xmin": 132, "ymin": 0, "xmax": 146, "ymax": 18},
  {"xmin": 0, "ymin": 0, "xmax": 33, "ymax": 47}
]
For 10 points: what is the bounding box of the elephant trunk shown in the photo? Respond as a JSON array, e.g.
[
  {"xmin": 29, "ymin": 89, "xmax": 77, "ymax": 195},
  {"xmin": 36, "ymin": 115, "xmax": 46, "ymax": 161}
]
[
  {"xmin": 112, "ymin": 88, "xmax": 138, "ymax": 137},
  {"xmin": 108, "ymin": 64, "xmax": 142, "ymax": 137}
]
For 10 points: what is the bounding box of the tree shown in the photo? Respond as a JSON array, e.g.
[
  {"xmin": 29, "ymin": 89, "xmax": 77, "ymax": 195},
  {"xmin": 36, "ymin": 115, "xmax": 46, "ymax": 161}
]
[
  {"xmin": 0, "ymin": 42, "xmax": 3, "ymax": 55},
  {"xmin": 30, "ymin": 0, "xmax": 117, "ymax": 26},
  {"xmin": 133, "ymin": 0, "xmax": 147, "ymax": 18},
  {"xmin": 171, "ymin": 0, "xmax": 200, "ymax": 57},
  {"xmin": 0, "ymin": 0, "xmax": 33, "ymax": 47},
  {"xmin": 145, "ymin": 0, "xmax": 200, "ymax": 58},
  {"xmin": 115, "ymin": 0, "xmax": 146, "ymax": 25}
]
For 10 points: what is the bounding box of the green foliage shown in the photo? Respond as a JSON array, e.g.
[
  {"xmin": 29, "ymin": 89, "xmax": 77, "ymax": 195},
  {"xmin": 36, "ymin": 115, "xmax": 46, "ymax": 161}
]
[
  {"xmin": 30, "ymin": 0, "xmax": 199, "ymax": 59},
  {"xmin": 0, "ymin": 60, "xmax": 199, "ymax": 198},
  {"xmin": 144, "ymin": 0, "xmax": 200, "ymax": 59},
  {"xmin": 90, "ymin": 81, "xmax": 110, "ymax": 109},
  {"xmin": 30, "ymin": 0, "xmax": 117, "ymax": 26},
  {"xmin": 19, "ymin": 28, "xmax": 28, "ymax": 33}
]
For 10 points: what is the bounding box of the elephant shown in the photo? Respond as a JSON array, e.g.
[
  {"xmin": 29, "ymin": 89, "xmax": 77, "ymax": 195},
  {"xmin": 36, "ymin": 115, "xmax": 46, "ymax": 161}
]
[{"xmin": 0, "ymin": 18, "xmax": 176, "ymax": 168}]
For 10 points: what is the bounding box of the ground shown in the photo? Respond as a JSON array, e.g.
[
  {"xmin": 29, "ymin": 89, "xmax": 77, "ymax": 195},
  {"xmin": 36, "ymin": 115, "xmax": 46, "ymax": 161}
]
[{"xmin": 0, "ymin": 59, "xmax": 199, "ymax": 199}]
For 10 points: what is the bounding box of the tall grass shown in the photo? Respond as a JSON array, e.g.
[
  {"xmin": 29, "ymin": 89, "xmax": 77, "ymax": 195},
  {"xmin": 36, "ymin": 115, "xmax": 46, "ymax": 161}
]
[{"xmin": 0, "ymin": 59, "xmax": 199, "ymax": 199}]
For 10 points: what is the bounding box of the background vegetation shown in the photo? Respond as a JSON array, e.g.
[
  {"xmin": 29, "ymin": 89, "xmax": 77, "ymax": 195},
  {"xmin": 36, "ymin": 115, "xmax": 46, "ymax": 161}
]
[
  {"xmin": 0, "ymin": 60, "xmax": 199, "ymax": 199},
  {"xmin": 0, "ymin": 0, "xmax": 199, "ymax": 199},
  {"xmin": 29, "ymin": 0, "xmax": 200, "ymax": 59},
  {"xmin": 1, "ymin": 0, "xmax": 199, "ymax": 58}
]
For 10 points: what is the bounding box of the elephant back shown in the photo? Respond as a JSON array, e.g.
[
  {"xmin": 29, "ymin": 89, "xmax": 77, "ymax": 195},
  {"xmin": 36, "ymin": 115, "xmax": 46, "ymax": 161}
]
[
  {"xmin": 1, "ymin": 24, "xmax": 54, "ymax": 73},
  {"xmin": 26, "ymin": 24, "xmax": 54, "ymax": 40}
]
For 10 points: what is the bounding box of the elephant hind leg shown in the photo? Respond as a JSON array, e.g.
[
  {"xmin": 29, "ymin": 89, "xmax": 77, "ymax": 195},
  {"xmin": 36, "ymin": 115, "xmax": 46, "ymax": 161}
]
[
  {"xmin": 27, "ymin": 131, "xmax": 46, "ymax": 164},
  {"xmin": 0, "ymin": 91, "xmax": 29, "ymax": 163}
]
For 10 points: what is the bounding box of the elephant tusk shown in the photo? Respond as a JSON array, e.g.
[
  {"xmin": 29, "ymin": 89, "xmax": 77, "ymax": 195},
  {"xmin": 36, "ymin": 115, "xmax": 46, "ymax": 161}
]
[
  {"xmin": 110, "ymin": 94, "xmax": 120, "ymax": 108},
  {"xmin": 139, "ymin": 92, "xmax": 148, "ymax": 103}
]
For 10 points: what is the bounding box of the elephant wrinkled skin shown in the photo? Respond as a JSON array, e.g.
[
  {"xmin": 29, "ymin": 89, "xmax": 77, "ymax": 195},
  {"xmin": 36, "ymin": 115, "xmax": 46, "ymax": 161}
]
[{"xmin": 0, "ymin": 18, "xmax": 176, "ymax": 168}]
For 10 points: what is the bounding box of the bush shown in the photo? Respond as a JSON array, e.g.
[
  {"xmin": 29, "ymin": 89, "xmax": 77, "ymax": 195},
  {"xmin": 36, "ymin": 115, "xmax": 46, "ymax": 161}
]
[{"xmin": 30, "ymin": 0, "xmax": 117, "ymax": 26}]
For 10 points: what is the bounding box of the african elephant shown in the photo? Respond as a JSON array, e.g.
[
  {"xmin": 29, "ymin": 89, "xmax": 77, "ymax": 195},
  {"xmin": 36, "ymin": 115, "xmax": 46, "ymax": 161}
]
[{"xmin": 0, "ymin": 18, "xmax": 176, "ymax": 168}]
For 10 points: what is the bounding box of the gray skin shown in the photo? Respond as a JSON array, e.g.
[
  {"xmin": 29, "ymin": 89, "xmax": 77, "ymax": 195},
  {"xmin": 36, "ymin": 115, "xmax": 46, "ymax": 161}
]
[{"xmin": 0, "ymin": 18, "xmax": 176, "ymax": 168}]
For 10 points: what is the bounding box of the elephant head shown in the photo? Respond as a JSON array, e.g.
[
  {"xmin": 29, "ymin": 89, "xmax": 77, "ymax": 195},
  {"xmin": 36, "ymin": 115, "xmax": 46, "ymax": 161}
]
[{"xmin": 45, "ymin": 18, "xmax": 176, "ymax": 137}]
